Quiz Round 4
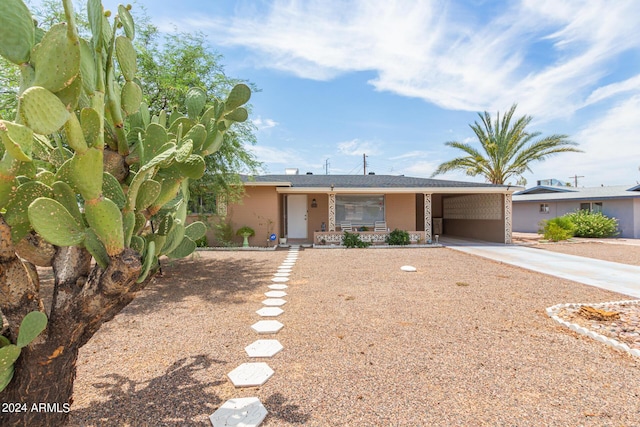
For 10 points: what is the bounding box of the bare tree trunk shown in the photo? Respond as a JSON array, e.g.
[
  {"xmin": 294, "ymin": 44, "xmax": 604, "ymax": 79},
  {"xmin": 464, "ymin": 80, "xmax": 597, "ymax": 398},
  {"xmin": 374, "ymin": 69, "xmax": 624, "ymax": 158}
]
[{"xmin": 1, "ymin": 215, "xmax": 143, "ymax": 426}]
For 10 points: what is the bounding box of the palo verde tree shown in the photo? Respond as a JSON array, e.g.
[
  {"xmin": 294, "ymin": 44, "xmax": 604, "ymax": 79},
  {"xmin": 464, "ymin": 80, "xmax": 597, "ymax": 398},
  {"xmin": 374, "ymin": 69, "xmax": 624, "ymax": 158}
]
[
  {"xmin": 431, "ymin": 104, "xmax": 581, "ymax": 185},
  {"xmin": 0, "ymin": 0, "xmax": 251, "ymax": 425}
]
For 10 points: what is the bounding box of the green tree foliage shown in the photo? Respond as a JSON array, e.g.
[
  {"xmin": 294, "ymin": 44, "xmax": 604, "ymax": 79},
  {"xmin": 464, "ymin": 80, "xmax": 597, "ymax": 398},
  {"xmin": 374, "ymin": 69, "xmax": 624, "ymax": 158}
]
[{"xmin": 432, "ymin": 104, "xmax": 582, "ymax": 184}]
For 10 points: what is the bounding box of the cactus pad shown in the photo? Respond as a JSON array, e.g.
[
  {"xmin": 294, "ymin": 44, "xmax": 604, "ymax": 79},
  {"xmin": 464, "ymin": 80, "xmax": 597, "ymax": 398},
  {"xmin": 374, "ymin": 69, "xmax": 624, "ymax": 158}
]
[
  {"xmin": 118, "ymin": 4, "xmax": 135, "ymax": 40},
  {"xmin": 5, "ymin": 181, "xmax": 54, "ymax": 227},
  {"xmin": 129, "ymin": 235, "xmax": 145, "ymax": 253},
  {"xmin": 0, "ymin": 120, "xmax": 33, "ymax": 162},
  {"xmin": 176, "ymin": 154, "xmax": 206, "ymax": 179},
  {"xmin": 52, "ymin": 181, "xmax": 83, "ymax": 226},
  {"xmin": 135, "ymin": 179, "xmax": 161, "ymax": 210},
  {"xmin": 175, "ymin": 139, "xmax": 193, "ymax": 162},
  {"xmin": 69, "ymin": 148, "xmax": 103, "ymax": 200},
  {"xmin": 121, "ymin": 81, "xmax": 142, "ymax": 116},
  {"xmin": 87, "ymin": 0, "xmax": 103, "ymax": 49},
  {"xmin": 17, "ymin": 311, "xmax": 48, "ymax": 348},
  {"xmin": 102, "ymin": 172, "xmax": 126, "ymax": 209},
  {"xmin": 185, "ymin": 221, "xmax": 206, "ymax": 241},
  {"xmin": 19, "ymin": 86, "xmax": 71, "ymax": 135},
  {"xmin": 28, "ymin": 197, "xmax": 85, "ymax": 246},
  {"xmin": 167, "ymin": 235, "xmax": 196, "ymax": 259},
  {"xmin": 184, "ymin": 123, "xmax": 207, "ymax": 152},
  {"xmin": 225, "ymin": 84, "xmax": 251, "ymax": 111},
  {"xmin": 31, "ymin": 23, "xmax": 81, "ymax": 93},
  {"xmin": 136, "ymin": 240, "xmax": 155, "ymax": 283},
  {"xmin": 224, "ymin": 107, "xmax": 249, "ymax": 123},
  {"xmin": 84, "ymin": 197, "xmax": 124, "ymax": 256},
  {"xmin": 185, "ymin": 87, "xmax": 206, "ymax": 119},
  {"xmin": 83, "ymin": 228, "xmax": 109, "ymax": 268},
  {"xmin": 0, "ymin": 0, "xmax": 35, "ymax": 65},
  {"xmin": 115, "ymin": 35, "xmax": 137, "ymax": 82},
  {"xmin": 0, "ymin": 345, "xmax": 20, "ymax": 376}
]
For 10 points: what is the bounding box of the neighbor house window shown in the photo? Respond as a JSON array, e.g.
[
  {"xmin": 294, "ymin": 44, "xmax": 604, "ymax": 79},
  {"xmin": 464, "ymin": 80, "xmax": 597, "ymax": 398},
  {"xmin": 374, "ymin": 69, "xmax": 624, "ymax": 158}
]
[
  {"xmin": 539, "ymin": 203, "xmax": 550, "ymax": 214},
  {"xmin": 335, "ymin": 195, "xmax": 385, "ymax": 225},
  {"xmin": 579, "ymin": 202, "xmax": 603, "ymax": 213}
]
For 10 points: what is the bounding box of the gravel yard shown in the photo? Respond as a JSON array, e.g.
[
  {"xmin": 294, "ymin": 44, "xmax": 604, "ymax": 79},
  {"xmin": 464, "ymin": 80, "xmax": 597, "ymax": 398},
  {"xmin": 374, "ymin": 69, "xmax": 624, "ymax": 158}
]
[{"xmin": 67, "ymin": 245, "xmax": 640, "ymax": 426}]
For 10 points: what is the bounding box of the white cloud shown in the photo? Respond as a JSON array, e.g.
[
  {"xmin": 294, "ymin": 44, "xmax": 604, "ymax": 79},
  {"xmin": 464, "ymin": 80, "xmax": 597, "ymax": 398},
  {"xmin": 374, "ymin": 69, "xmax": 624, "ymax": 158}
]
[
  {"xmin": 522, "ymin": 95, "xmax": 640, "ymax": 186},
  {"xmin": 337, "ymin": 139, "xmax": 381, "ymax": 156},
  {"xmin": 252, "ymin": 116, "xmax": 279, "ymax": 130},
  {"xmin": 183, "ymin": 0, "xmax": 640, "ymax": 122}
]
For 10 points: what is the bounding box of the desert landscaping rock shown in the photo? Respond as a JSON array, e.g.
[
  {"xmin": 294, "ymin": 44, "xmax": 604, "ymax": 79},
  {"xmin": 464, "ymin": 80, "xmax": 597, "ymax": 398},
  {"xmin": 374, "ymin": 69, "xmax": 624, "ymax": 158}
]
[
  {"xmin": 67, "ymin": 246, "xmax": 640, "ymax": 426},
  {"xmin": 400, "ymin": 265, "xmax": 417, "ymax": 272}
]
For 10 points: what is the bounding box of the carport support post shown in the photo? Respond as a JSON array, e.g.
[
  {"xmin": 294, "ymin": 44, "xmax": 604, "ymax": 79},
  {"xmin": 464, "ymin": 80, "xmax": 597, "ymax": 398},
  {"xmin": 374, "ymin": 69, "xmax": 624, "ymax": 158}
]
[
  {"xmin": 504, "ymin": 193, "xmax": 513, "ymax": 244},
  {"xmin": 328, "ymin": 192, "xmax": 336, "ymax": 231},
  {"xmin": 424, "ymin": 193, "xmax": 432, "ymax": 243}
]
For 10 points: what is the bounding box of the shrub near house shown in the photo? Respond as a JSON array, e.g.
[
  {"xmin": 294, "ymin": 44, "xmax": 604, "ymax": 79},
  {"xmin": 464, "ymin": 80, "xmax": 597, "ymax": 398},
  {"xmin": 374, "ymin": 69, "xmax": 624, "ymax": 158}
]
[{"xmin": 541, "ymin": 210, "xmax": 618, "ymax": 241}]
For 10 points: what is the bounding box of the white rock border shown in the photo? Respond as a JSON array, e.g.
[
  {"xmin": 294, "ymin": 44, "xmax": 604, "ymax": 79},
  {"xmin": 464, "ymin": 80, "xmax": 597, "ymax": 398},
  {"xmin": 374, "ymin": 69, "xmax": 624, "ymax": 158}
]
[{"xmin": 546, "ymin": 299, "xmax": 640, "ymax": 358}]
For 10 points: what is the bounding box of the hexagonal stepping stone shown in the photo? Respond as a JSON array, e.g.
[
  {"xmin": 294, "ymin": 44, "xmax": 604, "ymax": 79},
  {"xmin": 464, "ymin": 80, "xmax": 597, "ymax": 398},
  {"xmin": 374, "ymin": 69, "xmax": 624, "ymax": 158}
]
[
  {"xmin": 252, "ymin": 320, "xmax": 284, "ymax": 334},
  {"xmin": 209, "ymin": 397, "xmax": 267, "ymax": 427},
  {"xmin": 262, "ymin": 298, "xmax": 286, "ymax": 306},
  {"xmin": 273, "ymin": 272, "xmax": 290, "ymax": 277},
  {"xmin": 280, "ymin": 264, "xmax": 295, "ymax": 268},
  {"xmin": 265, "ymin": 290, "xmax": 287, "ymax": 298},
  {"xmin": 245, "ymin": 339, "xmax": 284, "ymax": 358},
  {"xmin": 277, "ymin": 268, "xmax": 292, "ymax": 273},
  {"xmin": 256, "ymin": 307, "xmax": 284, "ymax": 317},
  {"xmin": 271, "ymin": 277, "xmax": 289, "ymax": 283},
  {"xmin": 227, "ymin": 362, "xmax": 274, "ymax": 387},
  {"xmin": 400, "ymin": 265, "xmax": 417, "ymax": 272},
  {"xmin": 268, "ymin": 284, "xmax": 288, "ymax": 290}
]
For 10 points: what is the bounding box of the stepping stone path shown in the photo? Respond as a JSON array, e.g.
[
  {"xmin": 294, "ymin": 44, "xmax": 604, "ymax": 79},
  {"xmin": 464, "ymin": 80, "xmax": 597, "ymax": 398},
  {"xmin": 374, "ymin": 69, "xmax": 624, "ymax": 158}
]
[
  {"xmin": 256, "ymin": 307, "xmax": 284, "ymax": 317},
  {"xmin": 214, "ymin": 246, "xmax": 300, "ymax": 426},
  {"xmin": 209, "ymin": 397, "xmax": 267, "ymax": 427},
  {"xmin": 227, "ymin": 363, "xmax": 274, "ymax": 387},
  {"xmin": 262, "ymin": 298, "xmax": 287, "ymax": 307},
  {"xmin": 252, "ymin": 320, "xmax": 285, "ymax": 334},
  {"xmin": 245, "ymin": 339, "xmax": 284, "ymax": 358},
  {"xmin": 264, "ymin": 291, "xmax": 287, "ymax": 298}
]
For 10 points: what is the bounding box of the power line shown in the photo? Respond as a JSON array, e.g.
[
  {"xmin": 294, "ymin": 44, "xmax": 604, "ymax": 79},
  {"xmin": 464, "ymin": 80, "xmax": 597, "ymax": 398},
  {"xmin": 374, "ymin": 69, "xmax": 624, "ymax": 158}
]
[{"xmin": 568, "ymin": 174, "xmax": 584, "ymax": 187}]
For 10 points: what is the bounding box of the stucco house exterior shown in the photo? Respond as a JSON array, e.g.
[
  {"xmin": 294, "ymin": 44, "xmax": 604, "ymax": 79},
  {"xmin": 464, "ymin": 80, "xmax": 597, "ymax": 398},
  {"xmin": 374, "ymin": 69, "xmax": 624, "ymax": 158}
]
[
  {"xmin": 512, "ymin": 184, "xmax": 640, "ymax": 238},
  {"xmin": 195, "ymin": 172, "xmax": 518, "ymax": 246}
]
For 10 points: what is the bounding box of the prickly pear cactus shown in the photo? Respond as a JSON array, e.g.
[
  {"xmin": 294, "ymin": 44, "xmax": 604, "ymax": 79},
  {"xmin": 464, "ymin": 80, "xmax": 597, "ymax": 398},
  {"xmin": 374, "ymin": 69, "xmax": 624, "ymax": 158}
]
[{"xmin": 0, "ymin": 0, "xmax": 251, "ymax": 285}]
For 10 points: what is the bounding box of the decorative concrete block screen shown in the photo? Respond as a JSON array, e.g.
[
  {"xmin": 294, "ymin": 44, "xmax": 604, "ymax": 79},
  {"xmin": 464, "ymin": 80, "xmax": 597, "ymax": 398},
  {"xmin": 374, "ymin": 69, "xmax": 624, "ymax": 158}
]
[{"xmin": 443, "ymin": 194, "xmax": 502, "ymax": 220}]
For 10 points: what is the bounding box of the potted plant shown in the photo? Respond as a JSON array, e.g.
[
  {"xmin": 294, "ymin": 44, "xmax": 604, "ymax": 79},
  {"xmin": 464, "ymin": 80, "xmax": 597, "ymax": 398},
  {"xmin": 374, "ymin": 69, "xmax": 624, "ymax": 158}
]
[{"xmin": 236, "ymin": 226, "xmax": 255, "ymax": 247}]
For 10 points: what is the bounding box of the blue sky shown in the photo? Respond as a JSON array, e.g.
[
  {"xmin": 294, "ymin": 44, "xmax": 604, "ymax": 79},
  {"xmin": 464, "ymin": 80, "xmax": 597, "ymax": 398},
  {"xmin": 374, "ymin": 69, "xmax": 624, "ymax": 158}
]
[{"xmin": 38, "ymin": 1, "xmax": 640, "ymax": 186}]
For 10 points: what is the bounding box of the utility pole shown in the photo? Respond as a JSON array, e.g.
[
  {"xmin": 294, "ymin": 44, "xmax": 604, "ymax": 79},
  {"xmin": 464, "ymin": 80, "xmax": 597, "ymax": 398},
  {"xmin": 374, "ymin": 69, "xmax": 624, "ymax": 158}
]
[
  {"xmin": 569, "ymin": 174, "xmax": 584, "ymax": 187},
  {"xmin": 363, "ymin": 153, "xmax": 368, "ymax": 175},
  {"xmin": 324, "ymin": 158, "xmax": 330, "ymax": 175}
]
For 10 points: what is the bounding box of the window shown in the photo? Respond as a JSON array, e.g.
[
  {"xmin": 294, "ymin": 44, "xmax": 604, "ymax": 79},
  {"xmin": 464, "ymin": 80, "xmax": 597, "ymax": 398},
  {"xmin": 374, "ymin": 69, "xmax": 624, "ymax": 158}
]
[
  {"xmin": 579, "ymin": 202, "xmax": 603, "ymax": 213},
  {"xmin": 539, "ymin": 203, "xmax": 550, "ymax": 214},
  {"xmin": 593, "ymin": 202, "xmax": 603, "ymax": 213},
  {"xmin": 335, "ymin": 195, "xmax": 384, "ymax": 225}
]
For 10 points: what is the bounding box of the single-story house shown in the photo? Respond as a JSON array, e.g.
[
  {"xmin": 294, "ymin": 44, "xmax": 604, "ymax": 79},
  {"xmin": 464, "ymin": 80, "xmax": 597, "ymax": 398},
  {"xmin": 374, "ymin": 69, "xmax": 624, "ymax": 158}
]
[
  {"xmin": 512, "ymin": 184, "xmax": 640, "ymax": 238},
  {"xmin": 195, "ymin": 171, "xmax": 518, "ymax": 245}
]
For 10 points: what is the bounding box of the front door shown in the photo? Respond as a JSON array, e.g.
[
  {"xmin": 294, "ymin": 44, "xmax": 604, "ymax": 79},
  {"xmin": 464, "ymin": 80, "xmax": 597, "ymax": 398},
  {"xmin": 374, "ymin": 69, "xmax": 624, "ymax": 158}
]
[{"xmin": 287, "ymin": 195, "xmax": 308, "ymax": 238}]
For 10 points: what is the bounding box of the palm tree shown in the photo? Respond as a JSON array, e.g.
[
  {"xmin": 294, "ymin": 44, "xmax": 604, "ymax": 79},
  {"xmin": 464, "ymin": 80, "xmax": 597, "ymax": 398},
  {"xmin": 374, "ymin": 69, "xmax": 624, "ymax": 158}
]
[{"xmin": 431, "ymin": 104, "xmax": 582, "ymax": 184}]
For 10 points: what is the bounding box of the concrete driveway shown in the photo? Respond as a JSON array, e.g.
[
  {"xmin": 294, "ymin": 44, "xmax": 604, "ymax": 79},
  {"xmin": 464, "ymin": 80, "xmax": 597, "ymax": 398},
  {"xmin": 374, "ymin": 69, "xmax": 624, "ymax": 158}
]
[{"xmin": 441, "ymin": 236, "xmax": 640, "ymax": 299}]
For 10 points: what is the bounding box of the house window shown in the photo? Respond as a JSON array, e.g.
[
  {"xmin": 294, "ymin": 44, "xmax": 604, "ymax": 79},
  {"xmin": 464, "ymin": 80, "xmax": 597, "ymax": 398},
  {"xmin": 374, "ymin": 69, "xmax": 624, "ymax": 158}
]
[
  {"xmin": 579, "ymin": 202, "xmax": 603, "ymax": 213},
  {"xmin": 188, "ymin": 194, "xmax": 218, "ymax": 214},
  {"xmin": 593, "ymin": 202, "xmax": 603, "ymax": 213},
  {"xmin": 539, "ymin": 203, "xmax": 550, "ymax": 214},
  {"xmin": 335, "ymin": 195, "xmax": 385, "ymax": 226}
]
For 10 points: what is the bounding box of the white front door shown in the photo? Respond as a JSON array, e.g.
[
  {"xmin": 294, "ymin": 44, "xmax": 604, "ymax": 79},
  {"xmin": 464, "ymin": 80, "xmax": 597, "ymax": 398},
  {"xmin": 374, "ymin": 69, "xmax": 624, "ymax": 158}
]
[{"xmin": 287, "ymin": 195, "xmax": 308, "ymax": 238}]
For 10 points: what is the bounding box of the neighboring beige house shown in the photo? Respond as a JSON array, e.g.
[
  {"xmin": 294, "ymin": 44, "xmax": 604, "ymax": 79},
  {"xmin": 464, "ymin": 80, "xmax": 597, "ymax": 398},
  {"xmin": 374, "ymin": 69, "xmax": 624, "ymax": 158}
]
[
  {"xmin": 512, "ymin": 183, "xmax": 640, "ymax": 238},
  {"xmin": 194, "ymin": 171, "xmax": 518, "ymax": 246}
]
